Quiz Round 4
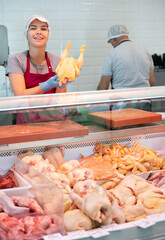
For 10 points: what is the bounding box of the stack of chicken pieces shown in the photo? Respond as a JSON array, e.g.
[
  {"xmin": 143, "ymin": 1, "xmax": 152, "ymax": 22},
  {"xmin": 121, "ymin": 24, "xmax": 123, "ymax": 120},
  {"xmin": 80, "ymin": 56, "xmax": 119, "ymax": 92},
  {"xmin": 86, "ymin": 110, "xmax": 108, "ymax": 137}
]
[
  {"xmin": 17, "ymin": 149, "xmax": 125, "ymax": 232},
  {"xmin": 17, "ymin": 148, "xmax": 165, "ymax": 233},
  {"xmin": 0, "ymin": 192, "xmax": 60, "ymax": 240},
  {"xmin": 102, "ymin": 174, "xmax": 165, "ymax": 222}
]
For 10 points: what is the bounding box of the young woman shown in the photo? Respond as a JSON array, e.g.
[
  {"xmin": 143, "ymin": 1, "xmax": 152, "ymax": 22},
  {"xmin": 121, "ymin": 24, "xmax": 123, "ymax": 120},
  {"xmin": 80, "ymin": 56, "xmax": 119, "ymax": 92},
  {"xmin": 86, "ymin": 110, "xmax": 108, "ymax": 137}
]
[
  {"xmin": 6, "ymin": 15, "xmax": 69, "ymax": 123},
  {"xmin": 7, "ymin": 15, "xmax": 68, "ymax": 95}
]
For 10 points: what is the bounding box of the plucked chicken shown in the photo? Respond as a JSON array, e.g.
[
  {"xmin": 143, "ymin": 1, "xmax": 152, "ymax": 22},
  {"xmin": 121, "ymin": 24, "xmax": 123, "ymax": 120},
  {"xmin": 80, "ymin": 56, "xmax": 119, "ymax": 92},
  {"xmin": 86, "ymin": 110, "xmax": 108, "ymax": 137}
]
[
  {"xmin": 69, "ymin": 191, "xmax": 112, "ymax": 223},
  {"xmin": 56, "ymin": 41, "xmax": 85, "ymax": 86},
  {"xmin": 64, "ymin": 209, "xmax": 93, "ymax": 232}
]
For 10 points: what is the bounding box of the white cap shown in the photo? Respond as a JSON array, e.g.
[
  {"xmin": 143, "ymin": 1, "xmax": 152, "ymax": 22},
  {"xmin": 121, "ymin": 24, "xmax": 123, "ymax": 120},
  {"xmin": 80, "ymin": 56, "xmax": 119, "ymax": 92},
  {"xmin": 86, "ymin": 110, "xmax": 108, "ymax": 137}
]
[
  {"xmin": 107, "ymin": 24, "xmax": 129, "ymax": 42},
  {"xmin": 24, "ymin": 15, "xmax": 51, "ymax": 39}
]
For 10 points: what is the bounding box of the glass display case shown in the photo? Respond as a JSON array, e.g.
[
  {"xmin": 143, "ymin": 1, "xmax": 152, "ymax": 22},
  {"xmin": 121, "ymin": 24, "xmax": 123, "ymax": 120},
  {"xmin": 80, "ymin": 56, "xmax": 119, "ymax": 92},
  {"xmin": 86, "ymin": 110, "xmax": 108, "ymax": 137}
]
[
  {"xmin": 0, "ymin": 86, "xmax": 164, "ymax": 150},
  {"xmin": 0, "ymin": 86, "xmax": 165, "ymax": 240}
]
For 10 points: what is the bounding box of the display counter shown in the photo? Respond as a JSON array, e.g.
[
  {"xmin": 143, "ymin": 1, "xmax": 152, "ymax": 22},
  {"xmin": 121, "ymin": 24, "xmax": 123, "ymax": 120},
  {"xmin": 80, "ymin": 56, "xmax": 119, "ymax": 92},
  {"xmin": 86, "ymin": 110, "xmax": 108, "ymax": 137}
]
[{"xmin": 0, "ymin": 86, "xmax": 165, "ymax": 240}]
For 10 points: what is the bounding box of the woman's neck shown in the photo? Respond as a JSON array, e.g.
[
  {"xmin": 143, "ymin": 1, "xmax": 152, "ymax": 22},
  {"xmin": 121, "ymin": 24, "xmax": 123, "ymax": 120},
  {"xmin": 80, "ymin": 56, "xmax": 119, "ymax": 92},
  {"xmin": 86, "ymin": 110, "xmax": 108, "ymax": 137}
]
[{"xmin": 29, "ymin": 47, "xmax": 46, "ymax": 65}]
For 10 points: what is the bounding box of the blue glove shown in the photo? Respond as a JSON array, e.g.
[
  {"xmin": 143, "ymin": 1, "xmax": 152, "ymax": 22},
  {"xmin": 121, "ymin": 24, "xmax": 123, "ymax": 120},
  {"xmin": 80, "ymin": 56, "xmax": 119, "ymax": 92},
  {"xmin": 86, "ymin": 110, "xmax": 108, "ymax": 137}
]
[{"xmin": 39, "ymin": 74, "xmax": 66, "ymax": 92}]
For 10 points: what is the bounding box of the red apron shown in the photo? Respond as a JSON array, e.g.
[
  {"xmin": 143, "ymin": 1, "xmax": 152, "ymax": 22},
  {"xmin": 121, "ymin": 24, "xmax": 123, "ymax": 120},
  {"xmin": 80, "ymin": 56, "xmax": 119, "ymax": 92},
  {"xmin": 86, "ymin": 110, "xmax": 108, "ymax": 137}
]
[
  {"xmin": 16, "ymin": 51, "xmax": 66, "ymax": 124},
  {"xmin": 24, "ymin": 50, "xmax": 56, "ymax": 94}
]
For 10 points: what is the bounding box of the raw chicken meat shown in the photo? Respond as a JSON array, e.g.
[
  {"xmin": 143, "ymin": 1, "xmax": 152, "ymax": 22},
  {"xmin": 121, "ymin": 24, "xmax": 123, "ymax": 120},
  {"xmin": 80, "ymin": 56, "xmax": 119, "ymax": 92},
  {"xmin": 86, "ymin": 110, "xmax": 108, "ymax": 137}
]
[
  {"xmin": 79, "ymin": 154, "xmax": 119, "ymax": 181},
  {"xmin": 42, "ymin": 146, "xmax": 65, "ymax": 170},
  {"xmin": 45, "ymin": 171, "xmax": 70, "ymax": 190},
  {"xmin": 73, "ymin": 180, "xmax": 98, "ymax": 197},
  {"xmin": 123, "ymin": 199, "xmax": 145, "ymax": 222},
  {"xmin": 55, "ymin": 41, "xmax": 85, "ymax": 86},
  {"xmin": 11, "ymin": 196, "xmax": 44, "ymax": 214},
  {"xmin": 64, "ymin": 209, "xmax": 92, "ymax": 232},
  {"xmin": 110, "ymin": 197, "xmax": 125, "ymax": 224},
  {"xmin": 137, "ymin": 190, "xmax": 165, "ymax": 215},
  {"xmin": 63, "ymin": 193, "xmax": 73, "ymax": 212},
  {"xmin": 110, "ymin": 183, "xmax": 136, "ymax": 206},
  {"xmin": 79, "ymin": 141, "xmax": 165, "ymax": 178},
  {"xmin": 0, "ymin": 192, "xmax": 29, "ymax": 216},
  {"xmin": 59, "ymin": 159, "xmax": 80, "ymax": 174},
  {"xmin": 17, "ymin": 150, "xmax": 34, "ymax": 160},
  {"xmin": 148, "ymin": 170, "xmax": 165, "ymax": 194},
  {"xmin": 0, "ymin": 193, "xmax": 60, "ymax": 240},
  {"xmin": 69, "ymin": 191, "xmax": 112, "ymax": 223},
  {"xmin": 22, "ymin": 154, "xmax": 56, "ymax": 176},
  {"xmin": 0, "ymin": 228, "xmax": 8, "ymax": 240},
  {"xmin": 68, "ymin": 167, "xmax": 94, "ymax": 187},
  {"xmin": 108, "ymin": 175, "xmax": 165, "ymax": 221},
  {"xmin": 0, "ymin": 215, "xmax": 25, "ymax": 240},
  {"xmin": 0, "ymin": 170, "xmax": 18, "ymax": 189}
]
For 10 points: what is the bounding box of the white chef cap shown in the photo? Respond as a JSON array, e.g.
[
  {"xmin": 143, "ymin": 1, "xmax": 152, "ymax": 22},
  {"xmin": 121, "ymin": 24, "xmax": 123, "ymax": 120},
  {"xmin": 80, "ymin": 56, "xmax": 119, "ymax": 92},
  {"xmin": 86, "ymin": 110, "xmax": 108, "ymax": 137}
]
[
  {"xmin": 107, "ymin": 24, "xmax": 129, "ymax": 42},
  {"xmin": 24, "ymin": 15, "xmax": 51, "ymax": 39}
]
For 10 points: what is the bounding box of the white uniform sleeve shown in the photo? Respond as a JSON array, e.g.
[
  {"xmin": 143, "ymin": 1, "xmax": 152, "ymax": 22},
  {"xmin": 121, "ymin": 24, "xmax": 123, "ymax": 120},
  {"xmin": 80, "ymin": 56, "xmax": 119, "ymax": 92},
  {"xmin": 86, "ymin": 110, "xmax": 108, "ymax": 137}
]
[
  {"xmin": 149, "ymin": 53, "xmax": 154, "ymax": 70},
  {"xmin": 102, "ymin": 52, "xmax": 113, "ymax": 76}
]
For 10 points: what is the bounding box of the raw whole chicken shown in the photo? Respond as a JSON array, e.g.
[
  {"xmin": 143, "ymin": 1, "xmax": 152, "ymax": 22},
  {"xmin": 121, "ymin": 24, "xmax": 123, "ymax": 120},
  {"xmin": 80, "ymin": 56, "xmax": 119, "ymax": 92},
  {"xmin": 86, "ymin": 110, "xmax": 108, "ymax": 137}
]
[
  {"xmin": 69, "ymin": 191, "xmax": 112, "ymax": 223},
  {"xmin": 45, "ymin": 171, "xmax": 70, "ymax": 189},
  {"xmin": 22, "ymin": 154, "xmax": 56, "ymax": 176},
  {"xmin": 55, "ymin": 41, "xmax": 85, "ymax": 86},
  {"xmin": 64, "ymin": 209, "xmax": 93, "ymax": 232},
  {"xmin": 108, "ymin": 175, "xmax": 165, "ymax": 221},
  {"xmin": 68, "ymin": 167, "xmax": 94, "ymax": 187},
  {"xmin": 59, "ymin": 159, "xmax": 80, "ymax": 174},
  {"xmin": 73, "ymin": 180, "xmax": 98, "ymax": 197}
]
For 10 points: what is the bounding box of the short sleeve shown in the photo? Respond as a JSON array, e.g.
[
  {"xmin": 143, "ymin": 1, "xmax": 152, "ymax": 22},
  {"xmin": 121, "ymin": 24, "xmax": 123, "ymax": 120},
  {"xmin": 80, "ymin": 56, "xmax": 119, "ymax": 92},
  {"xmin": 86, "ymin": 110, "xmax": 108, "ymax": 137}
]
[
  {"xmin": 6, "ymin": 53, "xmax": 25, "ymax": 76},
  {"xmin": 149, "ymin": 54, "xmax": 154, "ymax": 70},
  {"xmin": 102, "ymin": 52, "xmax": 113, "ymax": 76}
]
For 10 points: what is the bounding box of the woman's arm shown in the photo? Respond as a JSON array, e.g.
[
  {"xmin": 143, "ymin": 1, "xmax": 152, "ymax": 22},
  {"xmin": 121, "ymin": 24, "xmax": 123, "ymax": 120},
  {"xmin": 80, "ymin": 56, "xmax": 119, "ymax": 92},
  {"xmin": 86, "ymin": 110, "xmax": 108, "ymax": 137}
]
[{"xmin": 9, "ymin": 73, "xmax": 44, "ymax": 96}]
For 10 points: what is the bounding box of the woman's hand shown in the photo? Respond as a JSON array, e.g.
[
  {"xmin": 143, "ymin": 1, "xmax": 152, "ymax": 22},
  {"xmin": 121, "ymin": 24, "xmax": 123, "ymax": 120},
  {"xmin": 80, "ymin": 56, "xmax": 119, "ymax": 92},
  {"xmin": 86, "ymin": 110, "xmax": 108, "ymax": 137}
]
[{"xmin": 39, "ymin": 75, "xmax": 69, "ymax": 92}]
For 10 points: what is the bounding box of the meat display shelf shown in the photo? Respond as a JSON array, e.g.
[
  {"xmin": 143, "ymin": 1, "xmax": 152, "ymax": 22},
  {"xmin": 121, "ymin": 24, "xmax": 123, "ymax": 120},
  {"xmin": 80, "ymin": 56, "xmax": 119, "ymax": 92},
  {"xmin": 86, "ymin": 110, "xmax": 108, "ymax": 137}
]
[{"xmin": 0, "ymin": 87, "xmax": 165, "ymax": 240}]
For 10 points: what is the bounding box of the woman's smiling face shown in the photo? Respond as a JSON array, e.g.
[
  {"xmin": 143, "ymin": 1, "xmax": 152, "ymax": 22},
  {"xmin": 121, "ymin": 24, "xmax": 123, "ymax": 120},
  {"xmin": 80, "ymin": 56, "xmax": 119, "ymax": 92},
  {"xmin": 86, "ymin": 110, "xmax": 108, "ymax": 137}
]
[{"xmin": 27, "ymin": 19, "xmax": 49, "ymax": 47}]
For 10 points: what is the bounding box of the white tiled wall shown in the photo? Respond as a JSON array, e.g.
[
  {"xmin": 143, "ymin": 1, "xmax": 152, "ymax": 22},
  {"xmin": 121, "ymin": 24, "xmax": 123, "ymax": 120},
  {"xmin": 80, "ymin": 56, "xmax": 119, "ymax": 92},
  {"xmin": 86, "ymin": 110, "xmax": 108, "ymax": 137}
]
[{"xmin": 0, "ymin": 0, "xmax": 165, "ymax": 96}]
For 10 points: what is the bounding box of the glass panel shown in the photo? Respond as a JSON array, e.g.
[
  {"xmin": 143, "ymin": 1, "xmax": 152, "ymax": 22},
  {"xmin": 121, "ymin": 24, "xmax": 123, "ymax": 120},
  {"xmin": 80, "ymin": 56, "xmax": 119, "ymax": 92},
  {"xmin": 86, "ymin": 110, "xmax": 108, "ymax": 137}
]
[
  {"xmin": 0, "ymin": 87, "xmax": 164, "ymax": 145},
  {"xmin": 0, "ymin": 86, "xmax": 165, "ymax": 112}
]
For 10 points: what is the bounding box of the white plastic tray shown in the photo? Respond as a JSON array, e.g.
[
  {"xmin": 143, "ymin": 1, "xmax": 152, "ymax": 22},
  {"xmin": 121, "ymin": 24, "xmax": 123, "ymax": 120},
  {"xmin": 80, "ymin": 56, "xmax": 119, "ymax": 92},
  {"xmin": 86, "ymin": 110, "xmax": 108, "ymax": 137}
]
[{"xmin": 0, "ymin": 170, "xmax": 31, "ymax": 197}]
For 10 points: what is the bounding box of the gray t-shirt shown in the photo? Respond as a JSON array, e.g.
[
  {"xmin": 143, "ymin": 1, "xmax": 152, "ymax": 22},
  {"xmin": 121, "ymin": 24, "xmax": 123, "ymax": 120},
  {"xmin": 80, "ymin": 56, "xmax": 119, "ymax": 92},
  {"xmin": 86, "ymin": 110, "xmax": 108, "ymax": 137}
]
[
  {"xmin": 102, "ymin": 41, "xmax": 154, "ymax": 89},
  {"xmin": 6, "ymin": 51, "xmax": 61, "ymax": 76},
  {"xmin": 5, "ymin": 51, "xmax": 64, "ymax": 124}
]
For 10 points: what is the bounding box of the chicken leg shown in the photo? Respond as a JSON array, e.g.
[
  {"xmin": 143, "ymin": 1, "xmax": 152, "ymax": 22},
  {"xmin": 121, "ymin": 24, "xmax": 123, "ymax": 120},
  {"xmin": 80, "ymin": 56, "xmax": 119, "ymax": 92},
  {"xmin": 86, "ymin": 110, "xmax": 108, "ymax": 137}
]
[
  {"xmin": 77, "ymin": 45, "xmax": 85, "ymax": 69},
  {"xmin": 61, "ymin": 41, "xmax": 71, "ymax": 60}
]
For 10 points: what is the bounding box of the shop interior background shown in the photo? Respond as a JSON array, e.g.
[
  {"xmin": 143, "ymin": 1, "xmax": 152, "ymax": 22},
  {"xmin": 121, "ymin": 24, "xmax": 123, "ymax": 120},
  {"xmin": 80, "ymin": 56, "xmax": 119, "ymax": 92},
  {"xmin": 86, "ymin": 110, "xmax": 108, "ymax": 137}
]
[{"xmin": 0, "ymin": 0, "xmax": 164, "ymax": 97}]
